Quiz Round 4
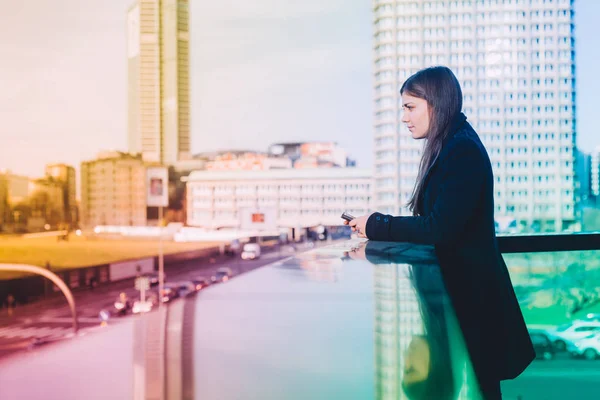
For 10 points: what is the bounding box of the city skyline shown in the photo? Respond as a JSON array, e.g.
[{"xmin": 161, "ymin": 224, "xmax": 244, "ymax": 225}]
[{"xmin": 1, "ymin": 0, "xmax": 600, "ymax": 179}]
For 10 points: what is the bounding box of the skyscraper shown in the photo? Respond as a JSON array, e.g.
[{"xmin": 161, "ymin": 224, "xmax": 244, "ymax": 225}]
[
  {"xmin": 373, "ymin": 0, "xmax": 577, "ymax": 233},
  {"xmin": 127, "ymin": 0, "xmax": 191, "ymax": 165}
]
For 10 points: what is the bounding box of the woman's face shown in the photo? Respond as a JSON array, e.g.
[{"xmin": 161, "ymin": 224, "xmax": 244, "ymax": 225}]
[
  {"xmin": 403, "ymin": 335, "xmax": 431, "ymax": 384},
  {"xmin": 401, "ymin": 93, "xmax": 430, "ymax": 139}
]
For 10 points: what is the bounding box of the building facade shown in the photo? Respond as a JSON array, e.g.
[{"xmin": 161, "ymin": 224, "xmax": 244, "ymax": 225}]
[
  {"xmin": 127, "ymin": 0, "xmax": 190, "ymax": 165},
  {"xmin": 373, "ymin": 0, "xmax": 577, "ymax": 232},
  {"xmin": 186, "ymin": 168, "xmax": 373, "ymax": 229},
  {"xmin": 80, "ymin": 152, "xmax": 147, "ymax": 228}
]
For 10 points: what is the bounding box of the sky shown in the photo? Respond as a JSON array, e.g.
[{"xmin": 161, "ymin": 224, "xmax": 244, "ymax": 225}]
[{"xmin": 0, "ymin": 0, "xmax": 599, "ymax": 179}]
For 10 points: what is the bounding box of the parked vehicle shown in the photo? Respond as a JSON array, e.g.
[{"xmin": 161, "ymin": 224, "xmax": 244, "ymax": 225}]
[
  {"xmin": 546, "ymin": 321, "xmax": 600, "ymax": 351},
  {"xmin": 528, "ymin": 329, "xmax": 556, "ymax": 360},
  {"xmin": 571, "ymin": 333, "xmax": 600, "ymax": 360}
]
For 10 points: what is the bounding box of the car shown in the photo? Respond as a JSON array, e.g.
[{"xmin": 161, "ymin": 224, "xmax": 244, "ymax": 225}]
[
  {"xmin": 143, "ymin": 272, "xmax": 167, "ymax": 287},
  {"xmin": 132, "ymin": 299, "xmax": 155, "ymax": 314},
  {"xmin": 211, "ymin": 267, "xmax": 233, "ymax": 283},
  {"xmin": 191, "ymin": 277, "xmax": 211, "ymax": 291},
  {"xmin": 570, "ymin": 332, "xmax": 600, "ymax": 360},
  {"xmin": 546, "ymin": 320, "xmax": 600, "ymax": 351},
  {"xmin": 149, "ymin": 286, "xmax": 179, "ymax": 304},
  {"xmin": 225, "ymin": 239, "xmax": 241, "ymax": 256},
  {"xmin": 241, "ymin": 243, "xmax": 261, "ymax": 260},
  {"xmin": 160, "ymin": 283, "xmax": 190, "ymax": 299},
  {"xmin": 167, "ymin": 281, "xmax": 196, "ymax": 298},
  {"xmin": 132, "ymin": 292, "xmax": 159, "ymax": 314},
  {"xmin": 528, "ymin": 329, "xmax": 556, "ymax": 360}
]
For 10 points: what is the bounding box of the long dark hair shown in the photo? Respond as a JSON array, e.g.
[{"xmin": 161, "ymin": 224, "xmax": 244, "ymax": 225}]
[{"xmin": 401, "ymin": 66, "xmax": 463, "ymax": 216}]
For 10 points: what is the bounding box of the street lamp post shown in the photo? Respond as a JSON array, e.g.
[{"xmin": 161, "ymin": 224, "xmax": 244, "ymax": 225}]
[
  {"xmin": 0, "ymin": 263, "xmax": 78, "ymax": 333},
  {"xmin": 158, "ymin": 206, "xmax": 164, "ymax": 309}
]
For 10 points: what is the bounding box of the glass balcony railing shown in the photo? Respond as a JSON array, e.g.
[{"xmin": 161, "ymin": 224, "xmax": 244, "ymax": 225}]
[{"xmin": 1, "ymin": 234, "xmax": 599, "ymax": 399}]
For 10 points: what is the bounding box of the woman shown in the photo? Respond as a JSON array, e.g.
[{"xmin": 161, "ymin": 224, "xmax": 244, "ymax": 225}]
[{"xmin": 346, "ymin": 66, "xmax": 535, "ymax": 399}]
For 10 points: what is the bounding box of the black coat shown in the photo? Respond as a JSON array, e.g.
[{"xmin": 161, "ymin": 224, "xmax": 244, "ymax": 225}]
[{"xmin": 365, "ymin": 113, "xmax": 535, "ymax": 385}]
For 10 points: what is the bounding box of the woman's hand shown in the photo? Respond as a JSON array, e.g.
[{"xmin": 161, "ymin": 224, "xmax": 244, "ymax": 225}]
[
  {"xmin": 344, "ymin": 240, "xmax": 368, "ymax": 260},
  {"xmin": 343, "ymin": 213, "xmax": 373, "ymax": 239}
]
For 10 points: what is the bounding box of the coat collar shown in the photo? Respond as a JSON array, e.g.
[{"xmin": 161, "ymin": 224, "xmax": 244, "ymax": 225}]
[
  {"xmin": 417, "ymin": 112, "xmax": 469, "ymax": 210},
  {"xmin": 442, "ymin": 112, "xmax": 468, "ymax": 147},
  {"xmin": 424, "ymin": 112, "xmax": 468, "ymax": 176}
]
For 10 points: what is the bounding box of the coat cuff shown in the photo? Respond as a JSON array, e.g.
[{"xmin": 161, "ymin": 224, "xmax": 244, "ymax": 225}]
[{"xmin": 365, "ymin": 212, "xmax": 392, "ymax": 241}]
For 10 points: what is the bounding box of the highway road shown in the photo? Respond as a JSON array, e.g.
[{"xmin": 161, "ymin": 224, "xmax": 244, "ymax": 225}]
[{"xmin": 0, "ymin": 241, "xmax": 318, "ymax": 359}]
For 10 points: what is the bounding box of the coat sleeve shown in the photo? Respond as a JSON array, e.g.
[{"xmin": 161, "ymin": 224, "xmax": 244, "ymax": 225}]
[{"xmin": 365, "ymin": 139, "xmax": 486, "ymax": 245}]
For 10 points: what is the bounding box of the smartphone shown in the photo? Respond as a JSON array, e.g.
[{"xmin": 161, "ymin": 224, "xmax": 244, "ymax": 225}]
[{"xmin": 340, "ymin": 211, "xmax": 355, "ymax": 222}]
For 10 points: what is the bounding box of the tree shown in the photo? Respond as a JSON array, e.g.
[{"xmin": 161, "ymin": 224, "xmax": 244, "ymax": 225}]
[
  {"xmin": 29, "ymin": 191, "xmax": 50, "ymax": 219},
  {"xmin": 168, "ymin": 166, "xmax": 185, "ymax": 211}
]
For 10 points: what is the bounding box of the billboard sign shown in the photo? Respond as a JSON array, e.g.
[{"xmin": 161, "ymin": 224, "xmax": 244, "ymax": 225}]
[
  {"xmin": 146, "ymin": 167, "xmax": 168, "ymax": 207},
  {"xmin": 240, "ymin": 208, "xmax": 277, "ymax": 230}
]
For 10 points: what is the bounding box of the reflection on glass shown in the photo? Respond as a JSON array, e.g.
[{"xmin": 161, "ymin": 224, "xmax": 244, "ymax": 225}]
[
  {"xmin": 370, "ymin": 248, "xmax": 481, "ymax": 400},
  {"xmin": 504, "ymin": 250, "xmax": 600, "ymax": 325}
]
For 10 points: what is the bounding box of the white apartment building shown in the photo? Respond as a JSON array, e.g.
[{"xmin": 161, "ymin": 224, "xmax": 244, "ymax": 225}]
[
  {"xmin": 373, "ymin": 0, "xmax": 577, "ymax": 232},
  {"xmin": 185, "ymin": 169, "xmax": 373, "ymax": 229},
  {"xmin": 81, "ymin": 152, "xmax": 147, "ymax": 228}
]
